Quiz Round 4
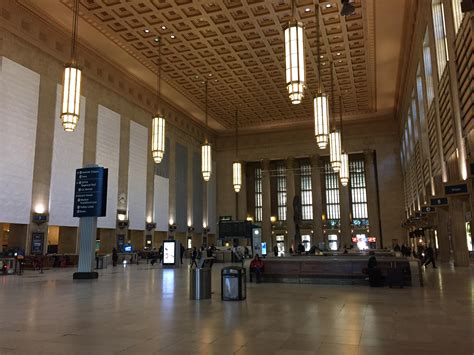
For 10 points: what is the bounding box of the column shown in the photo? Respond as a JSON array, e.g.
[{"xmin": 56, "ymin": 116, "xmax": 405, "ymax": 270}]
[
  {"xmin": 27, "ymin": 76, "xmax": 57, "ymax": 254},
  {"xmin": 238, "ymin": 162, "xmax": 247, "ymax": 221},
  {"xmin": 286, "ymin": 157, "xmax": 296, "ymax": 248},
  {"xmin": 261, "ymin": 159, "xmax": 271, "ymax": 246},
  {"xmin": 310, "ymin": 155, "xmax": 324, "ymax": 244},
  {"xmin": 435, "ymin": 207, "xmax": 450, "ymax": 262},
  {"xmin": 187, "ymin": 146, "xmax": 193, "ymax": 227},
  {"xmin": 339, "ymin": 182, "xmax": 351, "ymax": 249},
  {"xmin": 168, "ymin": 135, "xmax": 176, "ymax": 224},
  {"xmin": 449, "ymin": 198, "xmax": 470, "ymax": 266},
  {"xmin": 364, "ymin": 150, "xmax": 382, "ymax": 248}
]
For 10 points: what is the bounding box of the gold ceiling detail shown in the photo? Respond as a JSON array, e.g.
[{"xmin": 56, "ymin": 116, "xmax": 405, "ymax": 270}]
[{"xmin": 61, "ymin": 0, "xmax": 375, "ymax": 129}]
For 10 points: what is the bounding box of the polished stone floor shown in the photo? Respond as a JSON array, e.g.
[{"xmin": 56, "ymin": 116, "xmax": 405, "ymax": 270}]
[{"xmin": 0, "ymin": 260, "xmax": 473, "ymax": 355}]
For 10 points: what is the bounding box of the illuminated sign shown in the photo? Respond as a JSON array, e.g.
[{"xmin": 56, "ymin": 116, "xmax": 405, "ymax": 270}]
[
  {"xmin": 163, "ymin": 241, "xmax": 176, "ymax": 265},
  {"xmin": 368, "ymin": 237, "xmax": 376, "ymax": 243}
]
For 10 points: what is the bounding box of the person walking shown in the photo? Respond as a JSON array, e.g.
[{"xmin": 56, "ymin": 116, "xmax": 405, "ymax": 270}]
[
  {"xmin": 423, "ymin": 244, "xmax": 437, "ymax": 268},
  {"xmin": 180, "ymin": 243, "xmax": 185, "ymax": 264},
  {"xmin": 112, "ymin": 247, "xmax": 118, "ymax": 267},
  {"xmin": 273, "ymin": 244, "xmax": 278, "ymax": 257},
  {"xmin": 190, "ymin": 247, "xmax": 198, "ymax": 268}
]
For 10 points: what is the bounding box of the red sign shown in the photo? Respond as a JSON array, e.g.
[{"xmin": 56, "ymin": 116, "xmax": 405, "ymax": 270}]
[
  {"xmin": 368, "ymin": 237, "xmax": 376, "ymax": 243},
  {"xmin": 351, "ymin": 237, "xmax": 357, "ymax": 243}
]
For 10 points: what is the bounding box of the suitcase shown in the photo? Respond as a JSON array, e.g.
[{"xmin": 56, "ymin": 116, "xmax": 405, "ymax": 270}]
[{"xmin": 387, "ymin": 268, "xmax": 404, "ymax": 288}]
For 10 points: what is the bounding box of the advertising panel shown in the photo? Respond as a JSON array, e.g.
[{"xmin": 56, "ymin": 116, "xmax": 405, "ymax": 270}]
[{"xmin": 163, "ymin": 240, "xmax": 176, "ymax": 265}]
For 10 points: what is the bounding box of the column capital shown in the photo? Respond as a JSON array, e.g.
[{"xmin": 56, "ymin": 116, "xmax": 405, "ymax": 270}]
[
  {"xmin": 286, "ymin": 156, "xmax": 295, "ymax": 169},
  {"xmin": 261, "ymin": 159, "xmax": 270, "ymax": 170},
  {"xmin": 364, "ymin": 149, "xmax": 375, "ymax": 164}
]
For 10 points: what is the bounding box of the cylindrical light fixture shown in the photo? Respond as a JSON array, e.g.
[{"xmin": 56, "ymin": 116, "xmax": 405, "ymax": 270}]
[
  {"xmin": 152, "ymin": 114, "xmax": 165, "ymax": 163},
  {"xmin": 202, "ymin": 80, "xmax": 212, "ymax": 182},
  {"xmin": 284, "ymin": 0, "xmax": 305, "ymax": 104},
  {"xmin": 233, "ymin": 161, "xmax": 242, "ymax": 192},
  {"xmin": 202, "ymin": 141, "xmax": 212, "ymax": 181},
  {"xmin": 60, "ymin": 0, "xmax": 81, "ymax": 132},
  {"xmin": 151, "ymin": 37, "xmax": 166, "ymax": 164},
  {"xmin": 330, "ymin": 131, "xmax": 342, "ymax": 173},
  {"xmin": 340, "ymin": 153, "xmax": 349, "ymax": 186},
  {"xmin": 61, "ymin": 65, "xmax": 82, "ymax": 132},
  {"xmin": 314, "ymin": 93, "xmax": 329, "ymax": 149}
]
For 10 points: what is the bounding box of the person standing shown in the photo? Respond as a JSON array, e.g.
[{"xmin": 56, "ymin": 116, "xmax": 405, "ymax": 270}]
[
  {"xmin": 273, "ymin": 244, "xmax": 278, "ymax": 257},
  {"xmin": 250, "ymin": 254, "xmax": 264, "ymax": 283},
  {"xmin": 180, "ymin": 243, "xmax": 185, "ymax": 264},
  {"xmin": 112, "ymin": 247, "xmax": 118, "ymax": 267},
  {"xmin": 190, "ymin": 247, "xmax": 198, "ymax": 268}
]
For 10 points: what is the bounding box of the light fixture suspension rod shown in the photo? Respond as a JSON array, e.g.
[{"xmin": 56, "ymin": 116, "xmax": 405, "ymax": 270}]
[
  {"xmin": 330, "ymin": 60, "xmax": 335, "ymax": 130},
  {"xmin": 157, "ymin": 37, "xmax": 161, "ymax": 109},
  {"xmin": 316, "ymin": 1, "xmax": 321, "ymax": 94},
  {"xmin": 205, "ymin": 80, "xmax": 208, "ymax": 130},
  {"xmin": 235, "ymin": 108, "xmax": 238, "ymax": 159},
  {"xmin": 70, "ymin": 0, "xmax": 80, "ymax": 63},
  {"xmin": 339, "ymin": 93, "xmax": 343, "ymax": 143},
  {"xmin": 291, "ymin": 0, "xmax": 295, "ymax": 18}
]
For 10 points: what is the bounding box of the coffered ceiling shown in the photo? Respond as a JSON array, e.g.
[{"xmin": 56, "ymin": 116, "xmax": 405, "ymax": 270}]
[{"xmin": 20, "ymin": 0, "xmax": 408, "ymax": 132}]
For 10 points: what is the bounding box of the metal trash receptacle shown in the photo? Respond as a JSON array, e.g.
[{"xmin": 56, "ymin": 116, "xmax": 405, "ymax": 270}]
[
  {"xmin": 189, "ymin": 267, "xmax": 212, "ymax": 300},
  {"xmin": 221, "ymin": 266, "xmax": 246, "ymax": 301}
]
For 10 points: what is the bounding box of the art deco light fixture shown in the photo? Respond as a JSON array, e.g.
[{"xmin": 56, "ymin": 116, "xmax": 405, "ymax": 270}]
[
  {"xmin": 314, "ymin": 3, "xmax": 329, "ymax": 149},
  {"xmin": 284, "ymin": 0, "xmax": 305, "ymax": 104},
  {"xmin": 151, "ymin": 38, "xmax": 165, "ymax": 164},
  {"xmin": 339, "ymin": 96, "xmax": 349, "ymax": 186},
  {"xmin": 60, "ymin": 0, "xmax": 81, "ymax": 132},
  {"xmin": 233, "ymin": 109, "xmax": 242, "ymax": 193},
  {"xmin": 202, "ymin": 81, "xmax": 212, "ymax": 182},
  {"xmin": 329, "ymin": 62, "xmax": 341, "ymax": 173}
]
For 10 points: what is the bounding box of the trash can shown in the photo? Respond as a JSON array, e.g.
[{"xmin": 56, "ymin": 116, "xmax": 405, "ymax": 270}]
[
  {"xmin": 221, "ymin": 266, "xmax": 246, "ymax": 301},
  {"xmin": 189, "ymin": 267, "xmax": 212, "ymax": 300}
]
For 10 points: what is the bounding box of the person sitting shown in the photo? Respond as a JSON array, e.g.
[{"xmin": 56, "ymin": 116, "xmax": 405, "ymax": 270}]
[{"xmin": 249, "ymin": 254, "xmax": 264, "ymax": 283}]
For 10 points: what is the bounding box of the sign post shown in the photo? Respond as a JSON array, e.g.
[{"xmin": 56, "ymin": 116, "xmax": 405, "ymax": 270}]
[{"xmin": 73, "ymin": 165, "xmax": 108, "ymax": 280}]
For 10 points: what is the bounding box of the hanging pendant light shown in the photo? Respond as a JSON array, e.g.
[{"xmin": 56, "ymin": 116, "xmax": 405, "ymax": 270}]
[
  {"xmin": 329, "ymin": 62, "xmax": 341, "ymax": 172},
  {"xmin": 60, "ymin": 0, "xmax": 81, "ymax": 132},
  {"xmin": 202, "ymin": 81, "xmax": 212, "ymax": 182},
  {"xmin": 151, "ymin": 37, "xmax": 166, "ymax": 164},
  {"xmin": 284, "ymin": 0, "xmax": 305, "ymax": 104},
  {"xmin": 339, "ymin": 95, "xmax": 349, "ymax": 186},
  {"xmin": 233, "ymin": 109, "xmax": 242, "ymax": 193},
  {"xmin": 314, "ymin": 3, "xmax": 329, "ymax": 149}
]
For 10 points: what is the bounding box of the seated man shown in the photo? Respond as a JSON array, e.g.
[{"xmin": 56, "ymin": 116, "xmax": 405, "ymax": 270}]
[{"xmin": 249, "ymin": 254, "xmax": 264, "ymax": 283}]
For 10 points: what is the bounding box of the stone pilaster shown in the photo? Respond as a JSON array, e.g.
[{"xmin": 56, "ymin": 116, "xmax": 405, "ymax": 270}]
[
  {"xmin": 286, "ymin": 157, "xmax": 296, "ymax": 248},
  {"xmin": 261, "ymin": 159, "xmax": 271, "ymax": 246},
  {"xmin": 168, "ymin": 135, "xmax": 176, "ymax": 224},
  {"xmin": 364, "ymin": 150, "xmax": 382, "ymax": 248},
  {"xmin": 435, "ymin": 206, "xmax": 451, "ymax": 262},
  {"xmin": 310, "ymin": 155, "xmax": 324, "ymax": 244},
  {"xmin": 339, "ymin": 182, "xmax": 351, "ymax": 249},
  {"xmin": 238, "ymin": 161, "xmax": 247, "ymax": 221},
  {"xmin": 449, "ymin": 198, "xmax": 470, "ymax": 266}
]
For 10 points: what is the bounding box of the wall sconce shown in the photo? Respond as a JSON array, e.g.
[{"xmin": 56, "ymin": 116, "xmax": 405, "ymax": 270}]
[
  {"xmin": 203, "ymin": 226, "xmax": 210, "ymax": 234},
  {"xmin": 270, "ymin": 216, "xmax": 277, "ymax": 224},
  {"xmin": 168, "ymin": 223, "xmax": 177, "ymax": 233},
  {"xmin": 146, "ymin": 222, "xmax": 156, "ymax": 231},
  {"xmin": 187, "ymin": 226, "xmax": 195, "ymax": 233},
  {"xmin": 117, "ymin": 209, "xmax": 128, "ymax": 229},
  {"xmin": 246, "ymin": 216, "xmax": 254, "ymax": 222}
]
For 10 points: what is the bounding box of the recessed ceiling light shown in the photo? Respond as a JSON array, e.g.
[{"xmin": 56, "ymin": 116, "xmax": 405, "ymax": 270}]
[
  {"xmin": 336, "ymin": 52, "xmax": 341, "ymax": 56},
  {"xmin": 144, "ymin": 28, "xmax": 150, "ymax": 33},
  {"xmin": 161, "ymin": 25, "xmax": 167, "ymax": 30},
  {"xmin": 338, "ymin": 60, "xmax": 342, "ymax": 63},
  {"xmin": 154, "ymin": 37, "xmax": 159, "ymax": 42},
  {"xmin": 326, "ymin": 4, "xmax": 332, "ymax": 8},
  {"xmin": 208, "ymin": 73, "xmax": 213, "ymax": 77},
  {"xmin": 170, "ymin": 34, "xmax": 176, "ymax": 39},
  {"xmin": 195, "ymin": 75, "xmax": 199, "ymax": 79},
  {"xmin": 320, "ymin": 55, "xmax": 324, "ymax": 58},
  {"xmin": 305, "ymin": 7, "xmax": 311, "ymax": 12}
]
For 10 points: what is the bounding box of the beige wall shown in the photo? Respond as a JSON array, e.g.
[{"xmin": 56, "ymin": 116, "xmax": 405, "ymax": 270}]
[
  {"xmin": 216, "ymin": 116, "xmax": 406, "ymax": 247},
  {"xmin": 0, "ymin": 0, "xmax": 213, "ymax": 253}
]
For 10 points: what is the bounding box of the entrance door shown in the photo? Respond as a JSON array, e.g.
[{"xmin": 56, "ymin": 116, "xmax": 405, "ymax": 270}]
[
  {"xmin": 328, "ymin": 234, "xmax": 338, "ymax": 251},
  {"xmin": 302, "ymin": 234, "xmax": 311, "ymax": 251},
  {"xmin": 276, "ymin": 235, "xmax": 285, "ymax": 256}
]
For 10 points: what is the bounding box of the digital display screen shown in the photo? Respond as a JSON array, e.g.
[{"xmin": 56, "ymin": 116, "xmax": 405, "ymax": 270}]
[
  {"xmin": 123, "ymin": 244, "xmax": 132, "ymax": 252},
  {"xmin": 368, "ymin": 237, "xmax": 376, "ymax": 243},
  {"xmin": 163, "ymin": 241, "xmax": 176, "ymax": 265},
  {"xmin": 261, "ymin": 242, "xmax": 267, "ymax": 256}
]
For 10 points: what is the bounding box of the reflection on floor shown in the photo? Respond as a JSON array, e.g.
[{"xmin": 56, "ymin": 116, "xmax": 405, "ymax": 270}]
[{"xmin": 0, "ymin": 260, "xmax": 473, "ymax": 355}]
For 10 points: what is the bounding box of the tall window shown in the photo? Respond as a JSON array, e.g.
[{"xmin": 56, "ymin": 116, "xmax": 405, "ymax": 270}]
[
  {"xmin": 349, "ymin": 159, "xmax": 368, "ymax": 226},
  {"xmin": 416, "ymin": 67, "xmax": 426, "ymax": 130},
  {"xmin": 324, "ymin": 161, "xmax": 340, "ymax": 226},
  {"xmin": 432, "ymin": 0, "xmax": 449, "ymax": 78},
  {"xmin": 411, "ymin": 94, "xmax": 419, "ymax": 142},
  {"xmin": 276, "ymin": 164, "xmax": 287, "ymax": 221},
  {"xmin": 255, "ymin": 167, "xmax": 262, "ymax": 222},
  {"xmin": 423, "ymin": 30, "xmax": 435, "ymax": 106},
  {"xmin": 451, "ymin": 0, "xmax": 464, "ymax": 34},
  {"xmin": 300, "ymin": 163, "xmax": 313, "ymax": 220}
]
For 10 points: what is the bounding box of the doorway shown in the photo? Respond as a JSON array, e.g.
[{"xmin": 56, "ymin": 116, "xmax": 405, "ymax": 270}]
[
  {"xmin": 276, "ymin": 235, "xmax": 285, "ymax": 256},
  {"xmin": 301, "ymin": 234, "xmax": 311, "ymax": 252},
  {"xmin": 328, "ymin": 234, "xmax": 338, "ymax": 251}
]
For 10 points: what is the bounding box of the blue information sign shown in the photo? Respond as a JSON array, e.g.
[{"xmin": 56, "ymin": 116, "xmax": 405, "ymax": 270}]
[{"xmin": 73, "ymin": 167, "xmax": 108, "ymax": 218}]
